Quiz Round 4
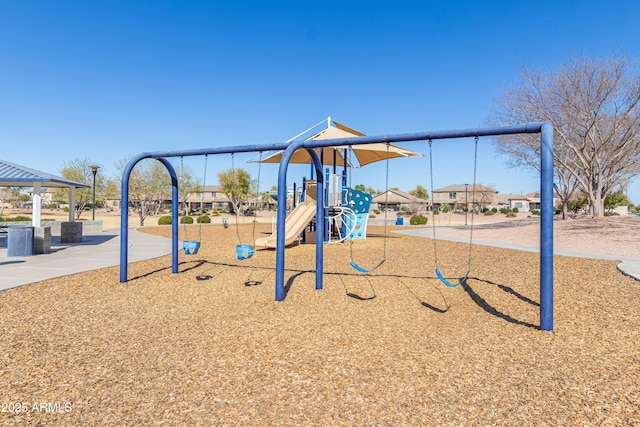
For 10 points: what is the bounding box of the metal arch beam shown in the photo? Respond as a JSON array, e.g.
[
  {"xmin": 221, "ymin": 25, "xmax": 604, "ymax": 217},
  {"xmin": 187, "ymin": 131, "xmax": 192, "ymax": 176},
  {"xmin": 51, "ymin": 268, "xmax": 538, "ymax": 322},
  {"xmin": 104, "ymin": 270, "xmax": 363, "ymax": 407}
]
[
  {"xmin": 119, "ymin": 155, "xmax": 179, "ymax": 282},
  {"xmin": 274, "ymin": 142, "xmax": 326, "ymax": 301}
]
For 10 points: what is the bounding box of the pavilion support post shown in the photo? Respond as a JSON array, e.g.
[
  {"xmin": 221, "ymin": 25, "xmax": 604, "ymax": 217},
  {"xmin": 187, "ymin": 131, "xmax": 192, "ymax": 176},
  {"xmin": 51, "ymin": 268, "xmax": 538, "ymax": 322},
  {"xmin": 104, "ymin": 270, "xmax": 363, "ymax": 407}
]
[
  {"xmin": 69, "ymin": 187, "xmax": 76, "ymax": 222},
  {"xmin": 32, "ymin": 183, "xmax": 42, "ymax": 227}
]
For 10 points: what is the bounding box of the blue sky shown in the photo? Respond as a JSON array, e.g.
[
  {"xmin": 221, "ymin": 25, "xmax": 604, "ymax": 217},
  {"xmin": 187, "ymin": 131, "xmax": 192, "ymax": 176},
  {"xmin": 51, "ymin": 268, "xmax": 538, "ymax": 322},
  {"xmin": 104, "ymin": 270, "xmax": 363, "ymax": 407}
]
[{"xmin": 1, "ymin": 1, "xmax": 639, "ymax": 202}]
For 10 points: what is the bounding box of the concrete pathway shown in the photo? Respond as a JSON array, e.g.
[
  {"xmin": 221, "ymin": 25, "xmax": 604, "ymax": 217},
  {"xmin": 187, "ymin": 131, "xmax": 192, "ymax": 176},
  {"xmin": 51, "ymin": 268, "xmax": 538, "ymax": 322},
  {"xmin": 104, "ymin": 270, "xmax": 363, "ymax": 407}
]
[
  {"xmin": 0, "ymin": 228, "xmax": 172, "ymax": 292},
  {"xmin": 394, "ymin": 227, "xmax": 640, "ymax": 281}
]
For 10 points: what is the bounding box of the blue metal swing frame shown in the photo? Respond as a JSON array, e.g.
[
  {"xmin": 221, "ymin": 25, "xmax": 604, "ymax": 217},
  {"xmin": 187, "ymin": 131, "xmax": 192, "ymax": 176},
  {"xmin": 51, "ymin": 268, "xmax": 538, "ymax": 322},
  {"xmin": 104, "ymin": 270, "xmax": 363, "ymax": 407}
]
[{"xmin": 119, "ymin": 122, "xmax": 555, "ymax": 331}]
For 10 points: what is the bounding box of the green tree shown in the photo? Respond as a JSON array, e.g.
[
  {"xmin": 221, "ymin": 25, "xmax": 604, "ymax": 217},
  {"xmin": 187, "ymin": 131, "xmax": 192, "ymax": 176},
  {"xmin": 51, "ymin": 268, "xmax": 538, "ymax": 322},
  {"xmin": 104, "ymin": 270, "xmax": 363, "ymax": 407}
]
[
  {"xmin": 217, "ymin": 168, "xmax": 252, "ymax": 215},
  {"xmin": 604, "ymin": 190, "xmax": 630, "ymax": 210},
  {"xmin": 354, "ymin": 184, "xmax": 366, "ymax": 192},
  {"xmin": 409, "ymin": 185, "xmax": 429, "ymax": 200},
  {"xmin": 55, "ymin": 158, "xmax": 105, "ymax": 219},
  {"xmin": 104, "ymin": 177, "xmax": 120, "ymax": 205},
  {"xmin": 566, "ymin": 195, "xmax": 588, "ymax": 214}
]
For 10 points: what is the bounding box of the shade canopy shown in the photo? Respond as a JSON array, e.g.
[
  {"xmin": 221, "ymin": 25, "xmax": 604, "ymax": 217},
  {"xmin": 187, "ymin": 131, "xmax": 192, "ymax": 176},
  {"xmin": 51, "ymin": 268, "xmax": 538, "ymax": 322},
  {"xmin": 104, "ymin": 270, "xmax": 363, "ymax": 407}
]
[
  {"xmin": 0, "ymin": 159, "xmax": 89, "ymax": 188},
  {"xmin": 253, "ymin": 118, "xmax": 423, "ymax": 167},
  {"xmin": 0, "ymin": 159, "xmax": 90, "ymax": 226}
]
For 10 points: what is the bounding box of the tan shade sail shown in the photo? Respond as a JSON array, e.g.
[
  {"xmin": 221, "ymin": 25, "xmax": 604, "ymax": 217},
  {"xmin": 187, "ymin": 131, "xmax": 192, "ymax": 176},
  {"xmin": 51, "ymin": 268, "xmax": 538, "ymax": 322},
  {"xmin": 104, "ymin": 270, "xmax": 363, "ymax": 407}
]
[{"xmin": 254, "ymin": 119, "xmax": 423, "ymax": 167}]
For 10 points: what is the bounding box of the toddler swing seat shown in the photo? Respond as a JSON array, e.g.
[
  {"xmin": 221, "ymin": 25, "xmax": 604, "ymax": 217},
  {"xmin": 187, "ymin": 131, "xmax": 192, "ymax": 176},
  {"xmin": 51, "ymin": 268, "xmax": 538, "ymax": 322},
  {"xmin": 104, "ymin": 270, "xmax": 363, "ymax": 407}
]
[
  {"xmin": 183, "ymin": 241, "xmax": 201, "ymax": 255},
  {"xmin": 235, "ymin": 244, "xmax": 255, "ymax": 260}
]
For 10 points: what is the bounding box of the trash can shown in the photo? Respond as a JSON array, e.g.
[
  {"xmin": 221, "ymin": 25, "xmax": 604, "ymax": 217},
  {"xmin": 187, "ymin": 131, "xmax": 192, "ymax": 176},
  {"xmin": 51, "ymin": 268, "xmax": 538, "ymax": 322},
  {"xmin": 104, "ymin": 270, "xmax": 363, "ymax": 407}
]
[
  {"xmin": 396, "ymin": 217, "xmax": 404, "ymax": 226},
  {"xmin": 7, "ymin": 226, "xmax": 34, "ymax": 257}
]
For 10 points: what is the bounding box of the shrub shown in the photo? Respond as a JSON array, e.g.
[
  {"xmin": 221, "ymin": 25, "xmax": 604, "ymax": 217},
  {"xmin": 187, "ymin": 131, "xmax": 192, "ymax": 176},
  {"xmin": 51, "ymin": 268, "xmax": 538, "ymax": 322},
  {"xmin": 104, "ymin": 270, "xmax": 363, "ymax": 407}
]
[
  {"xmin": 197, "ymin": 215, "xmax": 211, "ymax": 223},
  {"xmin": 506, "ymin": 212, "xmax": 517, "ymax": 218},
  {"xmin": 491, "ymin": 207, "xmax": 498, "ymax": 213},
  {"xmin": 484, "ymin": 210, "xmax": 495, "ymax": 216},
  {"xmin": 180, "ymin": 216, "xmax": 194, "ymax": 224},
  {"xmin": 0, "ymin": 215, "xmax": 31, "ymax": 222},
  {"xmin": 158, "ymin": 216, "xmax": 172, "ymax": 225},
  {"xmin": 211, "ymin": 211, "xmax": 221, "ymax": 216},
  {"xmin": 512, "ymin": 207, "xmax": 519, "ymax": 213},
  {"xmin": 409, "ymin": 215, "xmax": 428, "ymax": 225},
  {"xmin": 374, "ymin": 209, "xmax": 381, "ymax": 215},
  {"xmin": 531, "ymin": 209, "xmax": 540, "ymax": 216}
]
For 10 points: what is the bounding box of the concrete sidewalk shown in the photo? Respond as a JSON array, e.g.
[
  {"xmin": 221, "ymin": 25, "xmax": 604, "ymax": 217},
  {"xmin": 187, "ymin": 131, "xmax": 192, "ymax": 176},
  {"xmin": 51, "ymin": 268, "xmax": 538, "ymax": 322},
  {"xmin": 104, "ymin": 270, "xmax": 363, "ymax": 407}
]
[
  {"xmin": 0, "ymin": 228, "xmax": 172, "ymax": 292},
  {"xmin": 394, "ymin": 228, "xmax": 640, "ymax": 281}
]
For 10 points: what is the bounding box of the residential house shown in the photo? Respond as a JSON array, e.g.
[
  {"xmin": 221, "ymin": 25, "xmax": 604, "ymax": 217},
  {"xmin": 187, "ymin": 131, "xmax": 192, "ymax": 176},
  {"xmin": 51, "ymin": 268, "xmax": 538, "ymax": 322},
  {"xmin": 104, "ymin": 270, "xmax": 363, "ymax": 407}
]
[
  {"xmin": 184, "ymin": 185, "xmax": 232, "ymax": 212},
  {"xmin": 431, "ymin": 184, "xmax": 498, "ymax": 211},
  {"xmin": 496, "ymin": 193, "xmax": 527, "ymax": 211},
  {"xmin": 371, "ymin": 189, "xmax": 428, "ymax": 212},
  {"xmin": 497, "ymin": 191, "xmax": 557, "ymax": 212}
]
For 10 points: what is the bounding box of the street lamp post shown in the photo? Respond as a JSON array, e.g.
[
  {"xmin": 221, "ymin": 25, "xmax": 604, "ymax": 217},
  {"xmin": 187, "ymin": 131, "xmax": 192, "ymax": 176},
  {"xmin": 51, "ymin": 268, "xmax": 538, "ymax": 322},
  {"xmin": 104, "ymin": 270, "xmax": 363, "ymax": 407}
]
[
  {"xmin": 91, "ymin": 165, "xmax": 100, "ymax": 221},
  {"xmin": 464, "ymin": 183, "xmax": 468, "ymax": 226}
]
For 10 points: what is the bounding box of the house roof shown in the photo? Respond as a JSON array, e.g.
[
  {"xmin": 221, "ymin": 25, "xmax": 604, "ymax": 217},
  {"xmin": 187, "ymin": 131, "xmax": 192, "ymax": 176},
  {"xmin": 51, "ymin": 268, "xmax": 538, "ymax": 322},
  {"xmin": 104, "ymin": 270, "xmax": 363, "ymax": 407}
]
[
  {"xmin": 0, "ymin": 159, "xmax": 90, "ymax": 188},
  {"xmin": 372, "ymin": 189, "xmax": 427, "ymax": 204},
  {"xmin": 497, "ymin": 193, "xmax": 525, "ymax": 204},
  {"xmin": 433, "ymin": 184, "xmax": 498, "ymax": 193}
]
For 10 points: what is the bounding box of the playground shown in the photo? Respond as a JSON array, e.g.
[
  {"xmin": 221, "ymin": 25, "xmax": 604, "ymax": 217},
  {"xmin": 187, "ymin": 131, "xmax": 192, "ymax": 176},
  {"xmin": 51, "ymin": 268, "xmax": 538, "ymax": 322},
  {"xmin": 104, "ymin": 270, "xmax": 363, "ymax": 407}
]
[
  {"xmin": 1, "ymin": 218, "xmax": 639, "ymax": 425},
  {"xmin": 1, "ymin": 122, "xmax": 638, "ymax": 424}
]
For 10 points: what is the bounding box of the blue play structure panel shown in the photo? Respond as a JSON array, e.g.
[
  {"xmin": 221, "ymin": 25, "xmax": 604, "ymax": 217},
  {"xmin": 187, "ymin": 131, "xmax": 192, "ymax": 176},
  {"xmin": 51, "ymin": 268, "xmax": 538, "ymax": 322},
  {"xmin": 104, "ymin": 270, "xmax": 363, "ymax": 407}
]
[
  {"xmin": 344, "ymin": 187, "xmax": 372, "ymax": 240},
  {"xmin": 345, "ymin": 188, "xmax": 372, "ymax": 214}
]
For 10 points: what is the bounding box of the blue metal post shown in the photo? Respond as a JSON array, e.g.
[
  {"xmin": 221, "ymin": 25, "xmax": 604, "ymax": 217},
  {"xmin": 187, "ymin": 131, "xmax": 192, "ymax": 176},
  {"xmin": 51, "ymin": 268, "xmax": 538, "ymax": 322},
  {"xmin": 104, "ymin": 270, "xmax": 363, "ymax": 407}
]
[
  {"xmin": 540, "ymin": 122, "xmax": 554, "ymax": 331},
  {"xmin": 324, "ymin": 168, "xmax": 330, "ymax": 243},
  {"xmin": 275, "ymin": 141, "xmax": 305, "ymax": 301},
  {"xmin": 307, "ymin": 149, "xmax": 324, "ymax": 291},
  {"xmin": 156, "ymin": 158, "xmax": 179, "ymax": 274},
  {"xmin": 120, "ymin": 163, "xmax": 132, "ymax": 283}
]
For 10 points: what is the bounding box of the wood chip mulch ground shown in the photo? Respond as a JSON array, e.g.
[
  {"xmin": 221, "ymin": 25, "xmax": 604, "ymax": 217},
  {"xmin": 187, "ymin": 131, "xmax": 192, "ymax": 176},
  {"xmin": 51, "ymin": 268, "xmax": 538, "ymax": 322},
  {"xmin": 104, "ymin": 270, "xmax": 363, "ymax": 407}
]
[{"xmin": 1, "ymin": 223, "xmax": 639, "ymax": 426}]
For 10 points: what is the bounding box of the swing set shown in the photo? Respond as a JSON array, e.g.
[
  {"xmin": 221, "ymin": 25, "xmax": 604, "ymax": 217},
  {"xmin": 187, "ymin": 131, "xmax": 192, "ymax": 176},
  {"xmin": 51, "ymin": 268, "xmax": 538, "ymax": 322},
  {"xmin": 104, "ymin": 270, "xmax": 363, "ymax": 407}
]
[
  {"xmin": 180, "ymin": 152, "xmax": 263, "ymax": 261},
  {"xmin": 119, "ymin": 122, "xmax": 555, "ymax": 331}
]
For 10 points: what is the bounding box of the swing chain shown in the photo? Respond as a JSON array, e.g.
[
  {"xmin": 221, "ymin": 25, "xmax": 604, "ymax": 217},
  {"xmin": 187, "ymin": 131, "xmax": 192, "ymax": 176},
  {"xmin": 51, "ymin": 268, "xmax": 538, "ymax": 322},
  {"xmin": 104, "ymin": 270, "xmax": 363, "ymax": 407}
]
[
  {"xmin": 467, "ymin": 136, "xmax": 479, "ymax": 273},
  {"xmin": 428, "ymin": 139, "xmax": 439, "ymax": 270},
  {"xmin": 199, "ymin": 154, "xmax": 208, "ymax": 242}
]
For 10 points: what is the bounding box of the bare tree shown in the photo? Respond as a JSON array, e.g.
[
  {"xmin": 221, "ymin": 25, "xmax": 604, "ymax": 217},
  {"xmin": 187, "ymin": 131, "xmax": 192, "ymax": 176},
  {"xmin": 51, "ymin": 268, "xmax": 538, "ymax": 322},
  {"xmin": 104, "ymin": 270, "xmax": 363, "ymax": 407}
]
[
  {"xmin": 177, "ymin": 163, "xmax": 202, "ymax": 213},
  {"xmin": 0, "ymin": 187, "xmax": 11, "ymax": 215},
  {"xmin": 119, "ymin": 158, "xmax": 171, "ymax": 226},
  {"xmin": 491, "ymin": 55, "xmax": 640, "ymax": 218}
]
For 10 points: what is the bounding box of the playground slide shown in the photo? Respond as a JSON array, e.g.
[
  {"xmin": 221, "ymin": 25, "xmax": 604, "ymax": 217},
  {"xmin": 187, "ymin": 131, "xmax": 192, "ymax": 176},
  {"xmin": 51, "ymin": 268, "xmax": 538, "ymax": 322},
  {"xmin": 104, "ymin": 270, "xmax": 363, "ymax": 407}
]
[{"xmin": 255, "ymin": 201, "xmax": 316, "ymax": 249}]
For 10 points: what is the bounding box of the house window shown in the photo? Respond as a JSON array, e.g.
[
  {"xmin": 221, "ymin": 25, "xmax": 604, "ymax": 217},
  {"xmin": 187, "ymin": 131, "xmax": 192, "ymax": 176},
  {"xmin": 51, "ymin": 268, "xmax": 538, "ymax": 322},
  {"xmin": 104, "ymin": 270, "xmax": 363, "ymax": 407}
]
[
  {"xmin": 515, "ymin": 202, "xmax": 523, "ymax": 209},
  {"xmin": 448, "ymin": 192, "xmax": 457, "ymax": 199}
]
